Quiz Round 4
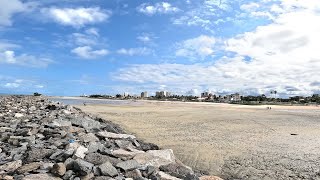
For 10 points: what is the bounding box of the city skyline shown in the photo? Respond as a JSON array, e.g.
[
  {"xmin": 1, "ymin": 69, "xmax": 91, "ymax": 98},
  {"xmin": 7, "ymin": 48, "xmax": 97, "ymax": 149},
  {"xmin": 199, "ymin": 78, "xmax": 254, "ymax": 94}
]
[{"xmin": 0, "ymin": 0, "xmax": 319, "ymax": 97}]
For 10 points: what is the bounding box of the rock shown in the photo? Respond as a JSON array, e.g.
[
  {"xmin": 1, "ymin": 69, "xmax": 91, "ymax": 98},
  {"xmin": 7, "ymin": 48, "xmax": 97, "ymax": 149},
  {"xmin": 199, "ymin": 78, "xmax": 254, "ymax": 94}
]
[
  {"xmin": 40, "ymin": 162, "xmax": 55, "ymax": 170},
  {"xmin": 66, "ymin": 142, "xmax": 80, "ymax": 151},
  {"xmin": 0, "ymin": 175, "xmax": 14, "ymax": 180},
  {"xmin": 95, "ymin": 176, "xmax": 114, "ymax": 180},
  {"xmin": 126, "ymin": 169, "xmax": 143, "ymax": 179},
  {"xmin": 73, "ymin": 159, "xmax": 94, "ymax": 175},
  {"xmin": 50, "ymin": 150, "xmax": 64, "ymax": 160},
  {"xmin": 199, "ymin": 176, "xmax": 223, "ymax": 180},
  {"xmin": 115, "ymin": 140, "xmax": 133, "ymax": 149},
  {"xmin": 84, "ymin": 153, "xmax": 117, "ymax": 165},
  {"xmin": 134, "ymin": 149, "xmax": 175, "ymax": 168},
  {"xmin": 99, "ymin": 161, "xmax": 118, "ymax": 177},
  {"xmin": 22, "ymin": 173, "xmax": 62, "ymax": 180},
  {"xmin": 26, "ymin": 148, "xmax": 55, "ymax": 162},
  {"xmin": 81, "ymin": 173, "xmax": 94, "ymax": 180},
  {"xmin": 14, "ymin": 113, "xmax": 24, "ymax": 118},
  {"xmin": 62, "ymin": 110, "xmax": 72, "ymax": 115},
  {"xmin": 51, "ymin": 163, "xmax": 67, "ymax": 176},
  {"xmin": 159, "ymin": 163, "xmax": 194, "ymax": 179},
  {"xmin": 29, "ymin": 106, "xmax": 37, "ymax": 111},
  {"xmin": 142, "ymin": 165, "xmax": 157, "ymax": 177},
  {"xmin": 137, "ymin": 141, "xmax": 160, "ymax": 151},
  {"xmin": 62, "ymin": 170, "xmax": 74, "ymax": 180},
  {"xmin": 158, "ymin": 171, "xmax": 182, "ymax": 180},
  {"xmin": 93, "ymin": 166, "xmax": 101, "ymax": 176},
  {"xmin": 74, "ymin": 145, "xmax": 88, "ymax": 159},
  {"xmin": 52, "ymin": 119, "xmax": 72, "ymax": 127},
  {"xmin": 16, "ymin": 162, "xmax": 42, "ymax": 174},
  {"xmin": 88, "ymin": 141, "xmax": 104, "ymax": 153},
  {"xmin": 116, "ymin": 160, "xmax": 140, "ymax": 171},
  {"xmin": 97, "ymin": 131, "xmax": 136, "ymax": 139},
  {"xmin": 79, "ymin": 133, "xmax": 99, "ymax": 143},
  {"xmin": 64, "ymin": 158, "xmax": 75, "ymax": 170},
  {"xmin": 70, "ymin": 117, "xmax": 101, "ymax": 130},
  {"xmin": 112, "ymin": 149, "xmax": 144, "ymax": 160},
  {"xmin": 0, "ymin": 160, "xmax": 22, "ymax": 173}
]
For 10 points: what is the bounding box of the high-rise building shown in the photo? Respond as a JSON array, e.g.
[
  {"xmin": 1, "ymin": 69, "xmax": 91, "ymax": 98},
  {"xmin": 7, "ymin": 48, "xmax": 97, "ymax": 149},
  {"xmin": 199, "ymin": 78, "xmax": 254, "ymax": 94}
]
[
  {"xmin": 141, "ymin": 91, "xmax": 148, "ymax": 98},
  {"xmin": 123, "ymin": 92, "xmax": 129, "ymax": 97}
]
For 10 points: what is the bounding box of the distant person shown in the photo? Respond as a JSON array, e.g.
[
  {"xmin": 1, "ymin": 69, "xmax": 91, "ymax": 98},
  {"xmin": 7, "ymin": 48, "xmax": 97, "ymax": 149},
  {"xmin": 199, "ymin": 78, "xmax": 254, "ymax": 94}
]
[{"xmin": 83, "ymin": 102, "xmax": 86, "ymax": 106}]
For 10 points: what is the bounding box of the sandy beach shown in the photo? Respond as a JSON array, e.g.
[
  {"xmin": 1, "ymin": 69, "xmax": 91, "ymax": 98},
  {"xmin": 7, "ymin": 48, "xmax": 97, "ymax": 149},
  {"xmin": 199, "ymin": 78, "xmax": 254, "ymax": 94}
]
[{"xmin": 75, "ymin": 100, "xmax": 320, "ymax": 179}]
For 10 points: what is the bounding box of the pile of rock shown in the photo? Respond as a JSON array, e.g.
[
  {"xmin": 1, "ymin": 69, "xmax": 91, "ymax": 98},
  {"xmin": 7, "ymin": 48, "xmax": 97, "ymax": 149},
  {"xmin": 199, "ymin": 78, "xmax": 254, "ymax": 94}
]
[{"xmin": 0, "ymin": 96, "xmax": 221, "ymax": 180}]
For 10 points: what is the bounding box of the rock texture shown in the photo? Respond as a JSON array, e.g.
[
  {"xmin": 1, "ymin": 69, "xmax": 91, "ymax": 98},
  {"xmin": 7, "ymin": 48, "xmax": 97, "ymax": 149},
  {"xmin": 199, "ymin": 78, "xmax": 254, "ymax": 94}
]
[{"xmin": 0, "ymin": 96, "xmax": 219, "ymax": 179}]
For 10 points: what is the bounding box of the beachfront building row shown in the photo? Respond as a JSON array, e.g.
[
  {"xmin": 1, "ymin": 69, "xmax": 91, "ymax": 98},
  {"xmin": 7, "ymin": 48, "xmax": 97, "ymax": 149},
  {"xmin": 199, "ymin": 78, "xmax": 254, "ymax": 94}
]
[
  {"xmin": 155, "ymin": 91, "xmax": 171, "ymax": 98},
  {"xmin": 200, "ymin": 92, "xmax": 241, "ymax": 102}
]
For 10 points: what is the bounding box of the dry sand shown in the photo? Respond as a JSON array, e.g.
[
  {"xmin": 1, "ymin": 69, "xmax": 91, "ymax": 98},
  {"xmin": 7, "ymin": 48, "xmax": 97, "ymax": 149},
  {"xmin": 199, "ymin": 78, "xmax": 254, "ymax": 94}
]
[{"xmin": 76, "ymin": 101, "xmax": 320, "ymax": 179}]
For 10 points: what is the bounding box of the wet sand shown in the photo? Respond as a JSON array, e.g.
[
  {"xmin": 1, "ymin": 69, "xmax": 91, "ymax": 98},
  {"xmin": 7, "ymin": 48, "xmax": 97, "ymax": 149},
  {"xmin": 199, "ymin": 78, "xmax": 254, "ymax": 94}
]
[{"xmin": 75, "ymin": 101, "xmax": 320, "ymax": 179}]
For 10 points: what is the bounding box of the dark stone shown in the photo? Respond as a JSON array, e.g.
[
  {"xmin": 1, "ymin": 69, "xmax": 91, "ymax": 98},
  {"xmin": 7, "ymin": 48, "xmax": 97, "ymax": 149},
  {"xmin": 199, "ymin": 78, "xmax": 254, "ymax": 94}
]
[
  {"xmin": 46, "ymin": 105, "xmax": 57, "ymax": 110},
  {"xmin": 136, "ymin": 140, "xmax": 159, "ymax": 151},
  {"xmin": 26, "ymin": 148, "xmax": 55, "ymax": 162},
  {"xmin": 85, "ymin": 153, "xmax": 111, "ymax": 165},
  {"xmin": 73, "ymin": 159, "xmax": 94, "ymax": 176},
  {"xmin": 85, "ymin": 153, "xmax": 121, "ymax": 166},
  {"xmin": 63, "ymin": 170, "xmax": 74, "ymax": 180},
  {"xmin": 64, "ymin": 158, "xmax": 75, "ymax": 170}
]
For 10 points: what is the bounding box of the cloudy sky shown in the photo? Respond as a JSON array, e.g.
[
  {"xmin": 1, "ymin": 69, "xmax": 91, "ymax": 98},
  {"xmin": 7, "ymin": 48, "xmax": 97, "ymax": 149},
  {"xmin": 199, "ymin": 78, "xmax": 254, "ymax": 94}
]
[{"xmin": 0, "ymin": 0, "xmax": 319, "ymax": 97}]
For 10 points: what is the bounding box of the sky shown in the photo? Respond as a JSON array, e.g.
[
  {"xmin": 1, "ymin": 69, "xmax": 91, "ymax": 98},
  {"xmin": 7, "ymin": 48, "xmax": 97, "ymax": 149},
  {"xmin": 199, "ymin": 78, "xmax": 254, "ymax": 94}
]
[{"xmin": 0, "ymin": 0, "xmax": 320, "ymax": 97}]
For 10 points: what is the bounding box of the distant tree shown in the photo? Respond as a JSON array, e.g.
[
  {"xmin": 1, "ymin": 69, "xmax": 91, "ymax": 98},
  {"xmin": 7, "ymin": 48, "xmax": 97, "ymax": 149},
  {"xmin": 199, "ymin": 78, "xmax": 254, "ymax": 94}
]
[
  {"xmin": 33, "ymin": 92, "xmax": 42, "ymax": 96},
  {"xmin": 116, "ymin": 94, "xmax": 122, "ymax": 98}
]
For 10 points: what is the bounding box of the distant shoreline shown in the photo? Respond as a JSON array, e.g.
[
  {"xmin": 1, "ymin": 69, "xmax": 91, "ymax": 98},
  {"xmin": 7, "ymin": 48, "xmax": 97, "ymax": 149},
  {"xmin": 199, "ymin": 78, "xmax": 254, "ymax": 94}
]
[{"xmin": 49, "ymin": 96, "xmax": 320, "ymax": 110}]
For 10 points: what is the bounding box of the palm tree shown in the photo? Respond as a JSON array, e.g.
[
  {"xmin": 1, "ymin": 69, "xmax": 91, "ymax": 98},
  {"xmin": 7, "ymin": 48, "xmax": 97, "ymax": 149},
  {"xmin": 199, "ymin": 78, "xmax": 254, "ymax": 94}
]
[{"xmin": 274, "ymin": 90, "xmax": 277, "ymax": 99}]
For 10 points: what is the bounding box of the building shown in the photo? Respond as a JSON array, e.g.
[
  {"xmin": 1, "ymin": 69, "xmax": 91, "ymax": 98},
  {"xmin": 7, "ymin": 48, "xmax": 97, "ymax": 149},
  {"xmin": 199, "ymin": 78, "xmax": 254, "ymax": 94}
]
[
  {"xmin": 226, "ymin": 93, "xmax": 241, "ymax": 102},
  {"xmin": 201, "ymin": 92, "xmax": 210, "ymax": 98},
  {"xmin": 141, "ymin": 91, "xmax": 148, "ymax": 98},
  {"xmin": 123, "ymin": 92, "xmax": 129, "ymax": 97},
  {"xmin": 155, "ymin": 91, "xmax": 171, "ymax": 97}
]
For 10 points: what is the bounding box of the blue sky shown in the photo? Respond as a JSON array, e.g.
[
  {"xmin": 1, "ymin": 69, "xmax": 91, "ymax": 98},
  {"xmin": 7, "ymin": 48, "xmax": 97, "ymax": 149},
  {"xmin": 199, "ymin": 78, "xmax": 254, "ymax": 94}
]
[{"xmin": 0, "ymin": 0, "xmax": 320, "ymax": 97}]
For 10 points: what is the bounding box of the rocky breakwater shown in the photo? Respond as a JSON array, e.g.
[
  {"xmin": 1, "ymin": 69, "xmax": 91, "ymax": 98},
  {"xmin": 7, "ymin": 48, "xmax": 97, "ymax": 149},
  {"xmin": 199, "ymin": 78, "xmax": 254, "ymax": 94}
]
[{"xmin": 0, "ymin": 96, "xmax": 222, "ymax": 180}]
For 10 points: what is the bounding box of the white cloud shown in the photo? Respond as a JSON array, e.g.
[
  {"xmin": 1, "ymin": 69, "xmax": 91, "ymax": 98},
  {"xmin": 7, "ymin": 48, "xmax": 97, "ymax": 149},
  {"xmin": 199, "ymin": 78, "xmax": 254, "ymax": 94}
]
[
  {"xmin": 175, "ymin": 35, "xmax": 216, "ymax": 60},
  {"xmin": 43, "ymin": 7, "xmax": 111, "ymax": 27},
  {"xmin": 0, "ymin": 50, "xmax": 54, "ymax": 68},
  {"xmin": 1, "ymin": 78, "xmax": 45, "ymax": 90},
  {"xmin": 137, "ymin": 2, "xmax": 179, "ymax": 15},
  {"xmin": 137, "ymin": 35, "xmax": 151, "ymax": 43},
  {"xmin": 72, "ymin": 32, "xmax": 98, "ymax": 46},
  {"xmin": 240, "ymin": 2, "xmax": 260, "ymax": 11},
  {"xmin": 71, "ymin": 46, "xmax": 108, "ymax": 59},
  {"xmin": 0, "ymin": 0, "xmax": 25, "ymax": 26},
  {"xmin": 4, "ymin": 82, "xmax": 20, "ymax": 88},
  {"xmin": 113, "ymin": 0, "xmax": 320, "ymax": 97},
  {"xmin": 0, "ymin": 41, "xmax": 20, "ymax": 50},
  {"xmin": 172, "ymin": 0, "xmax": 233, "ymax": 32},
  {"xmin": 117, "ymin": 47, "xmax": 152, "ymax": 56},
  {"xmin": 85, "ymin": 28, "xmax": 99, "ymax": 36}
]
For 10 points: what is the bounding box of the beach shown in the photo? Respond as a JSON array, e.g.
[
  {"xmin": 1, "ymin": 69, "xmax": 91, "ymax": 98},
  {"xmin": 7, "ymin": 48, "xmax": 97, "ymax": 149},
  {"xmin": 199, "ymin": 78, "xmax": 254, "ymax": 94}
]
[{"xmin": 74, "ymin": 99, "xmax": 320, "ymax": 179}]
